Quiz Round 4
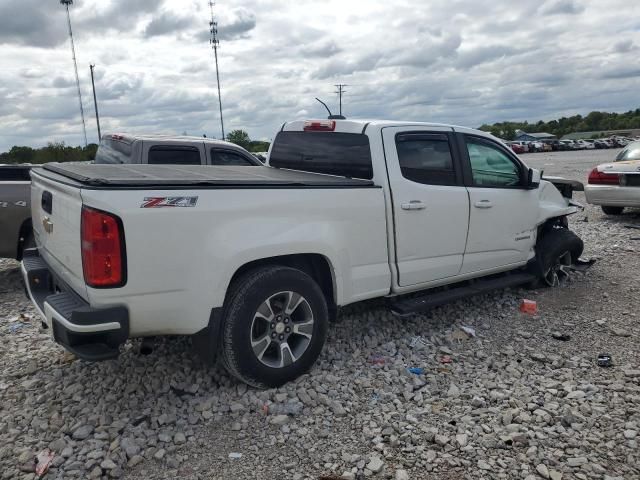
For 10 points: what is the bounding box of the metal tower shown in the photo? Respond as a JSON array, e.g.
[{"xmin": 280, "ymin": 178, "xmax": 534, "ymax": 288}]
[
  {"xmin": 209, "ymin": 1, "xmax": 225, "ymax": 140},
  {"xmin": 60, "ymin": 0, "xmax": 88, "ymax": 147}
]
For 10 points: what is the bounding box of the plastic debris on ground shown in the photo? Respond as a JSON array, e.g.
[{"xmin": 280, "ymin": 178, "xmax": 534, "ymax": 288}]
[
  {"xmin": 597, "ymin": 353, "xmax": 613, "ymax": 368},
  {"xmin": 35, "ymin": 449, "xmax": 55, "ymax": 477},
  {"xmin": 519, "ymin": 299, "xmax": 537, "ymax": 315},
  {"xmin": 460, "ymin": 326, "xmax": 476, "ymax": 337},
  {"xmin": 8, "ymin": 322, "xmax": 29, "ymax": 333},
  {"xmin": 407, "ymin": 367, "xmax": 424, "ymax": 375},
  {"xmin": 228, "ymin": 452, "xmax": 242, "ymax": 459},
  {"xmin": 262, "ymin": 403, "xmax": 302, "ymax": 416},
  {"xmin": 440, "ymin": 355, "xmax": 452, "ymax": 364},
  {"xmin": 551, "ymin": 332, "xmax": 571, "ymax": 341},
  {"xmin": 409, "ymin": 335, "xmax": 427, "ymax": 348},
  {"xmin": 368, "ymin": 354, "xmax": 386, "ymax": 366}
]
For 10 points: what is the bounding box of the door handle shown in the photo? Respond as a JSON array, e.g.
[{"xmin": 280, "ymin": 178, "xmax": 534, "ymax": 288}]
[
  {"xmin": 401, "ymin": 200, "xmax": 426, "ymax": 211},
  {"xmin": 474, "ymin": 200, "xmax": 493, "ymax": 209}
]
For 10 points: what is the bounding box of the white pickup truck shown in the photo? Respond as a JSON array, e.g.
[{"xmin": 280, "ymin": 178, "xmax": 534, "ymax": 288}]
[{"xmin": 23, "ymin": 119, "xmax": 585, "ymax": 388}]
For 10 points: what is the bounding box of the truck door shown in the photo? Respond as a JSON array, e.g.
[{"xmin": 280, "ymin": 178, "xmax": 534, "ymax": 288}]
[
  {"xmin": 458, "ymin": 133, "xmax": 539, "ymax": 274},
  {"xmin": 382, "ymin": 127, "xmax": 470, "ymax": 287}
]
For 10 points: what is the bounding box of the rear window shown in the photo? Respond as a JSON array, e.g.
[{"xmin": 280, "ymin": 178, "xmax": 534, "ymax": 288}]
[
  {"xmin": 0, "ymin": 166, "xmax": 31, "ymax": 181},
  {"xmin": 95, "ymin": 139, "xmax": 133, "ymax": 164},
  {"xmin": 148, "ymin": 146, "xmax": 202, "ymax": 165},
  {"xmin": 269, "ymin": 132, "xmax": 373, "ymax": 179}
]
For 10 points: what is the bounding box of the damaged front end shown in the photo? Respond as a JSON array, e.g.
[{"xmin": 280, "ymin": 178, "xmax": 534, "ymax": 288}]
[
  {"xmin": 537, "ymin": 176, "xmax": 584, "ymax": 226},
  {"xmin": 530, "ymin": 176, "xmax": 594, "ymax": 286}
]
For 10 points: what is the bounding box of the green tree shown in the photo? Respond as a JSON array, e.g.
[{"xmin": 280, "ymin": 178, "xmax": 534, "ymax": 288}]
[
  {"xmin": 226, "ymin": 130, "xmax": 251, "ymax": 149},
  {"xmin": 247, "ymin": 140, "xmax": 271, "ymax": 153}
]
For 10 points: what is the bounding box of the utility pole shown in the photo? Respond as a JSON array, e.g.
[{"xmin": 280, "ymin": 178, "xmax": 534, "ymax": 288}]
[
  {"xmin": 334, "ymin": 84, "xmax": 348, "ymax": 117},
  {"xmin": 209, "ymin": 1, "xmax": 225, "ymax": 140},
  {"xmin": 60, "ymin": 0, "xmax": 88, "ymax": 147},
  {"xmin": 89, "ymin": 64, "xmax": 101, "ymax": 141}
]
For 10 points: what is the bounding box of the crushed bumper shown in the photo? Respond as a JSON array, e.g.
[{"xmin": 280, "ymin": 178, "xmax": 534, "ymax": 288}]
[{"xmin": 21, "ymin": 249, "xmax": 129, "ymax": 361}]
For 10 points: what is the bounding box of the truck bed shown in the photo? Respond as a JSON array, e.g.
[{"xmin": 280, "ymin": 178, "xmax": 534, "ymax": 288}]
[{"xmin": 42, "ymin": 163, "xmax": 375, "ymax": 188}]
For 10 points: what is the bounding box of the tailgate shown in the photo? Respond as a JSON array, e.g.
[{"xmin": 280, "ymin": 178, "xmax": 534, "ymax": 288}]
[{"xmin": 31, "ymin": 170, "xmax": 88, "ymax": 301}]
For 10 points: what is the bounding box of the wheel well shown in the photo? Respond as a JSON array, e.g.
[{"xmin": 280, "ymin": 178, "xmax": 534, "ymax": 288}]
[
  {"xmin": 16, "ymin": 217, "xmax": 33, "ymax": 261},
  {"xmin": 229, "ymin": 254, "xmax": 336, "ymax": 310},
  {"xmin": 537, "ymin": 216, "xmax": 568, "ymax": 239}
]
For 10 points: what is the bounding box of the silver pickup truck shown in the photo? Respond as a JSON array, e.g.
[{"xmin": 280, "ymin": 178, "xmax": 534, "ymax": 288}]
[
  {"xmin": 0, "ymin": 165, "xmax": 33, "ymax": 260},
  {"xmin": 0, "ymin": 135, "xmax": 260, "ymax": 260}
]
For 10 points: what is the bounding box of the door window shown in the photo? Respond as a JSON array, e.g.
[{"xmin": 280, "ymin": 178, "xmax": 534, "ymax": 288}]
[
  {"xmin": 147, "ymin": 146, "xmax": 202, "ymax": 165},
  {"xmin": 466, "ymin": 138, "xmax": 522, "ymax": 187},
  {"xmin": 396, "ymin": 134, "xmax": 457, "ymax": 186},
  {"xmin": 211, "ymin": 149, "xmax": 256, "ymax": 166}
]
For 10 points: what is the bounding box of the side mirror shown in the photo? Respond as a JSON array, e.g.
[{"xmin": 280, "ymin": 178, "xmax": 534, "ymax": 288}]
[{"xmin": 527, "ymin": 168, "xmax": 541, "ymax": 189}]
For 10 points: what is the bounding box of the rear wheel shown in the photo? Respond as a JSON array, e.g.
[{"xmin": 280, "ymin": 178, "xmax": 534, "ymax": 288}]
[
  {"xmin": 532, "ymin": 228, "xmax": 584, "ymax": 288},
  {"xmin": 601, "ymin": 206, "xmax": 625, "ymax": 215},
  {"xmin": 220, "ymin": 266, "xmax": 328, "ymax": 388}
]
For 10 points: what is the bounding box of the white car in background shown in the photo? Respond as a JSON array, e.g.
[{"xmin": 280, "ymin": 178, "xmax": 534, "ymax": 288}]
[
  {"xmin": 585, "ymin": 140, "xmax": 640, "ymax": 214},
  {"xmin": 575, "ymin": 140, "xmax": 595, "ymax": 150}
]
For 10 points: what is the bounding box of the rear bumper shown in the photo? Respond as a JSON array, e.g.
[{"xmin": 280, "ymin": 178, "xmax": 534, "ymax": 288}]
[
  {"xmin": 584, "ymin": 185, "xmax": 640, "ymax": 207},
  {"xmin": 21, "ymin": 249, "xmax": 129, "ymax": 361}
]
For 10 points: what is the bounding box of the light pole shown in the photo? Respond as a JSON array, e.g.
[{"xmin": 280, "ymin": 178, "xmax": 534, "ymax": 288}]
[
  {"xmin": 209, "ymin": 1, "xmax": 225, "ymax": 140},
  {"xmin": 89, "ymin": 64, "xmax": 101, "ymax": 141},
  {"xmin": 60, "ymin": 0, "xmax": 88, "ymax": 147}
]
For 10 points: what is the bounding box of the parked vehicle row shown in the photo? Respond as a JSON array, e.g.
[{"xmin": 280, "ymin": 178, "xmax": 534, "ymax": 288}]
[
  {"xmin": 22, "ymin": 118, "xmax": 586, "ymax": 387},
  {"xmin": 507, "ymin": 136, "xmax": 638, "ymax": 154}
]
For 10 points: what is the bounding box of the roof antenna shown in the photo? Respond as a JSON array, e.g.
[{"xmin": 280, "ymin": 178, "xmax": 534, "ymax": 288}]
[{"xmin": 315, "ymin": 97, "xmax": 345, "ymax": 120}]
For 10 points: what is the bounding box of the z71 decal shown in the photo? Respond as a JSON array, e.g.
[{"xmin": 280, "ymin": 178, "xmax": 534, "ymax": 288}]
[{"xmin": 141, "ymin": 196, "xmax": 198, "ymax": 208}]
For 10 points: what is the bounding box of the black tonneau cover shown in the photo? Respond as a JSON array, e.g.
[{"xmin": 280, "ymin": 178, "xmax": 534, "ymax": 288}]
[{"xmin": 42, "ymin": 163, "xmax": 375, "ymax": 188}]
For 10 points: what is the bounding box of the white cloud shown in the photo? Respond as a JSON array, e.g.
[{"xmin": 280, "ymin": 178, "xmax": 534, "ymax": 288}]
[{"xmin": 0, "ymin": 0, "xmax": 639, "ymax": 150}]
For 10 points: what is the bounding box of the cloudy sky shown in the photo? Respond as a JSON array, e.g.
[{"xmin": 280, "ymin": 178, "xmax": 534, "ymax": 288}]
[{"xmin": 0, "ymin": 0, "xmax": 639, "ymax": 151}]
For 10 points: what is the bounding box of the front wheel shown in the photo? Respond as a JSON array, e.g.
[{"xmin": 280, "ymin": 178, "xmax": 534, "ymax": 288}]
[
  {"xmin": 531, "ymin": 228, "xmax": 584, "ymax": 288},
  {"xmin": 220, "ymin": 266, "xmax": 328, "ymax": 388},
  {"xmin": 601, "ymin": 206, "xmax": 625, "ymax": 215}
]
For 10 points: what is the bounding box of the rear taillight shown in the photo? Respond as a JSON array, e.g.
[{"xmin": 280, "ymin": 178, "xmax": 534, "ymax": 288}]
[
  {"xmin": 588, "ymin": 168, "xmax": 620, "ymax": 185},
  {"xmin": 303, "ymin": 120, "xmax": 336, "ymax": 131},
  {"xmin": 81, "ymin": 206, "xmax": 126, "ymax": 288}
]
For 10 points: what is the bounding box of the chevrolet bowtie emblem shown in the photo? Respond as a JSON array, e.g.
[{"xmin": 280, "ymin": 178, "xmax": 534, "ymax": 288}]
[{"xmin": 42, "ymin": 216, "xmax": 53, "ymax": 234}]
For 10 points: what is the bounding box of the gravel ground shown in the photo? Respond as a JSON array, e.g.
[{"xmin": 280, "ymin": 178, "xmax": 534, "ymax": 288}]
[{"xmin": 1, "ymin": 149, "xmax": 639, "ymax": 480}]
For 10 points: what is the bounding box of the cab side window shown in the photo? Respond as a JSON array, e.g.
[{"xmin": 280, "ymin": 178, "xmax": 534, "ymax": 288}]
[
  {"xmin": 466, "ymin": 137, "xmax": 522, "ymax": 187},
  {"xmin": 396, "ymin": 134, "xmax": 457, "ymax": 186}
]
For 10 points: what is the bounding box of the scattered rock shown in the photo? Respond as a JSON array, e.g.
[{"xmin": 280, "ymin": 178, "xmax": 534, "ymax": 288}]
[
  {"xmin": 395, "ymin": 469, "xmax": 409, "ymax": 480},
  {"xmin": 536, "ymin": 464, "xmax": 550, "ymax": 479},
  {"xmin": 366, "ymin": 456, "xmax": 384, "ymax": 473},
  {"xmin": 270, "ymin": 415, "xmax": 290, "ymax": 426}
]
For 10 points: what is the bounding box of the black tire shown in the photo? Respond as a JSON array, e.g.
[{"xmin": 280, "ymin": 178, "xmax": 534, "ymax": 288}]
[
  {"xmin": 220, "ymin": 266, "xmax": 328, "ymax": 388},
  {"xmin": 602, "ymin": 206, "xmax": 625, "ymax": 215},
  {"xmin": 531, "ymin": 228, "xmax": 583, "ymax": 288}
]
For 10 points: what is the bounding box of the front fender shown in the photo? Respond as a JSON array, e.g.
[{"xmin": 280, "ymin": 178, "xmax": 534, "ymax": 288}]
[{"xmin": 536, "ymin": 180, "xmax": 580, "ymax": 226}]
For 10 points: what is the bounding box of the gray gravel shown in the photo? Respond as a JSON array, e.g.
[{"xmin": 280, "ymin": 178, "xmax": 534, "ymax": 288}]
[{"xmin": 1, "ymin": 149, "xmax": 639, "ymax": 480}]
